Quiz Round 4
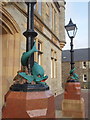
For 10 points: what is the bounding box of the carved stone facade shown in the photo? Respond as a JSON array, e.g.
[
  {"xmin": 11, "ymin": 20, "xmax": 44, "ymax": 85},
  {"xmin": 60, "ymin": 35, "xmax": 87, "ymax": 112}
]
[{"xmin": 0, "ymin": 1, "xmax": 66, "ymax": 108}]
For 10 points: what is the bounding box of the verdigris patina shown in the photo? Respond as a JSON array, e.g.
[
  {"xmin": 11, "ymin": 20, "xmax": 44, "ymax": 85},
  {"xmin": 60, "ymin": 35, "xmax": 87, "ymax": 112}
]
[
  {"xmin": 10, "ymin": 42, "xmax": 49, "ymax": 91},
  {"xmin": 20, "ymin": 42, "xmax": 48, "ymax": 84},
  {"xmin": 67, "ymin": 68, "xmax": 79, "ymax": 82}
]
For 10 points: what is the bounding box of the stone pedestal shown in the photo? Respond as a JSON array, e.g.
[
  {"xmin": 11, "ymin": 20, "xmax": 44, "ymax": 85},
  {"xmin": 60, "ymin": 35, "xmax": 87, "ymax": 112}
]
[
  {"xmin": 2, "ymin": 90, "xmax": 55, "ymax": 118},
  {"xmin": 64, "ymin": 82, "xmax": 81, "ymax": 100},
  {"xmin": 62, "ymin": 82, "xmax": 85, "ymax": 118}
]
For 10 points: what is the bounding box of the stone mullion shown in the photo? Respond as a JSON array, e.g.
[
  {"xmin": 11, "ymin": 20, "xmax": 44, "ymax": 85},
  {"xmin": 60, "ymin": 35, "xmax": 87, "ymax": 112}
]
[{"xmin": 34, "ymin": 38, "xmax": 38, "ymax": 62}]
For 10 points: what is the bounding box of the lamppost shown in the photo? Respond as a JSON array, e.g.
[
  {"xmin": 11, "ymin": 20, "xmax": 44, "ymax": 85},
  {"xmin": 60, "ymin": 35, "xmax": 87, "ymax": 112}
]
[
  {"xmin": 2, "ymin": 1, "xmax": 55, "ymax": 118},
  {"xmin": 65, "ymin": 18, "xmax": 77, "ymax": 72},
  {"xmin": 62, "ymin": 19, "xmax": 85, "ymax": 118}
]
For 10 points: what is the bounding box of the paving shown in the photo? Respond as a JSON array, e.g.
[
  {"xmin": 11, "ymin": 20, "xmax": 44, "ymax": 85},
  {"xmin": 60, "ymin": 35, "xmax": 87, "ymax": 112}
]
[{"xmin": 55, "ymin": 89, "xmax": 89, "ymax": 118}]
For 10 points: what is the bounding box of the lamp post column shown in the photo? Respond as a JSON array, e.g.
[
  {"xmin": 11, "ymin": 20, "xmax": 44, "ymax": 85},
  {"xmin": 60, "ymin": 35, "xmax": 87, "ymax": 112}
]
[
  {"xmin": 70, "ymin": 36, "xmax": 75, "ymax": 71},
  {"xmin": 23, "ymin": 2, "xmax": 37, "ymax": 74}
]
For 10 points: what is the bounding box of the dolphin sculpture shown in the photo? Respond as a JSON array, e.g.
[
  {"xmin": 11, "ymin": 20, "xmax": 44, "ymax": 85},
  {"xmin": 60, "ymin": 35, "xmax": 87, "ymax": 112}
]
[
  {"xmin": 18, "ymin": 41, "xmax": 48, "ymax": 85},
  {"xmin": 69, "ymin": 68, "xmax": 79, "ymax": 81},
  {"xmin": 21, "ymin": 42, "xmax": 38, "ymax": 66}
]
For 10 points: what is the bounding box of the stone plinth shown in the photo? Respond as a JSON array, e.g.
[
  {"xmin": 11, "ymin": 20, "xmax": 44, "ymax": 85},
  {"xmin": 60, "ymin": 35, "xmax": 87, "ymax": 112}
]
[
  {"xmin": 2, "ymin": 90, "xmax": 55, "ymax": 118},
  {"xmin": 64, "ymin": 82, "xmax": 81, "ymax": 100},
  {"xmin": 62, "ymin": 82, "xmax": 85, "ymax": 118}
]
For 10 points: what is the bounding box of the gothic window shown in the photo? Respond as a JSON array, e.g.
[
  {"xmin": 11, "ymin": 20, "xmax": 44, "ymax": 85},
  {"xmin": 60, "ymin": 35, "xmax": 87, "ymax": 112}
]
[
  {"xmin": 51, "ymin": 49, "xmax": 57, "ymax": 78},
  {"xmin": 53, "ymin": 9, "xmax": 57, "ymax": 32},
  {"xmin": 34, "ymin": 39, "xmax": 43, "ymax": 65},
  {"xmin": 82, "ymin": 61, "xmax": 87, "ymax": 69},
  {"xmin": 83, "ymin": 74, "xmax": 87, "ymax": 82},
  {"xmin": 50, "ymin": 4, "xmax": 57, "ymax": 32},
  {"xmin": 50, "ymin": 5, "xmax": 53, "ymax": 29},
  {"xmin": 38, "ymin": 41, "xmax": 43, "ymax": 65},
  {"xmin": 89, "ymin": 61, "xmax": 90, "ymax": 68}
]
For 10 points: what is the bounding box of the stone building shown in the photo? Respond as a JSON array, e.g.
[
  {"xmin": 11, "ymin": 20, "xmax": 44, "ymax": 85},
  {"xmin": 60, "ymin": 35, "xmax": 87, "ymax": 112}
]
[
  {"xmin": 0, "ymin": 1, "xmax": 66, "ymax": 108},
  {"xmin": 62, "ymin": 48, "xmax": 90, "ymax": 89}
]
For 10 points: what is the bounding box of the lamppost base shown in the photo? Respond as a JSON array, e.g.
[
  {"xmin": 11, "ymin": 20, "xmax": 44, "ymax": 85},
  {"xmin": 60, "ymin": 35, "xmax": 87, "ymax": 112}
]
[
  {"xmin": 2, "ymin": 89, "xmax": 55, "ymax": 118},
  {"xmin": 62, "ymin": 81, "xmax": 85, "ymax": 118},
  {"xmin": 64, "ymin": 82, "xmax": 81, "ymax": 100}
]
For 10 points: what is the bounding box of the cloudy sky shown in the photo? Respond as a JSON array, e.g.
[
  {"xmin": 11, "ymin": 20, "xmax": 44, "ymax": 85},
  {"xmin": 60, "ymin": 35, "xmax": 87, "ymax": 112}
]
[{"xmin": 63, "ymin": 1, "xmax": 88, "ymax": 50}]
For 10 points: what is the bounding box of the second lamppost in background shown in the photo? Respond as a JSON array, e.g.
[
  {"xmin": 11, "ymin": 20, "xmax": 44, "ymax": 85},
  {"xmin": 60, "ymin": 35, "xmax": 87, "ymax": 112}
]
[
  {"xmin": 62, "ymin": 19, "xmax": 85, "ymax": 118},
  {"xmin": 65, "ymin": 18, "xmax": 77, "ymax": 71},
  {"xmin": 65, "ymin": 18, "xmax": 79, "ymax": 82}
]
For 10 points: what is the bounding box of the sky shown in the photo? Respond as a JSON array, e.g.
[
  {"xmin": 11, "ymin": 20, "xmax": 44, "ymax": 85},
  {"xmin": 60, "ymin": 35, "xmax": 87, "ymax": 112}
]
[{"xmin": 63, "ymin": 1, "xmax": 88, "ymax": 50}]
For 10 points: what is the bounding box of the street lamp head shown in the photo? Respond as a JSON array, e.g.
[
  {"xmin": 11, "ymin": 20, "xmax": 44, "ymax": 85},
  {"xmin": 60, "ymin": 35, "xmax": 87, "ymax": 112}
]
[{"xmin": 65, "ymin": 18, "xmax": 77, "ymax": 38}]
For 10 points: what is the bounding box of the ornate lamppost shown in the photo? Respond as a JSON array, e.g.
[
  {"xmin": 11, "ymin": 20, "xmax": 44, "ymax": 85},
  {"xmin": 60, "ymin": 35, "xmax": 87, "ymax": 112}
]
[
  {"xmin": 65, "ymin": 18, "xmax": 79, "ymax": 82},
  {"xmin": 62, "ymin": 19, "xmax": 85, "ymax": 118},
  {"xmin": 65, "ymin": 18, "xmax": 77, "ymax": 73},
  {"xmin": 10, "ymin": 1, "xmax": 49, "ymax": 91},
  {"xmin": 2, "ymin": 1, "xmax": 55, "ymax": 118}
]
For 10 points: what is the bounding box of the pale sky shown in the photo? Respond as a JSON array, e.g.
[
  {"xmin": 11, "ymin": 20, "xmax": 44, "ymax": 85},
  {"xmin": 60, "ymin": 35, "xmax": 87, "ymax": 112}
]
[{"xmin": 63, "ymin": 1, "xmax": 88, "ymax": 50}]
